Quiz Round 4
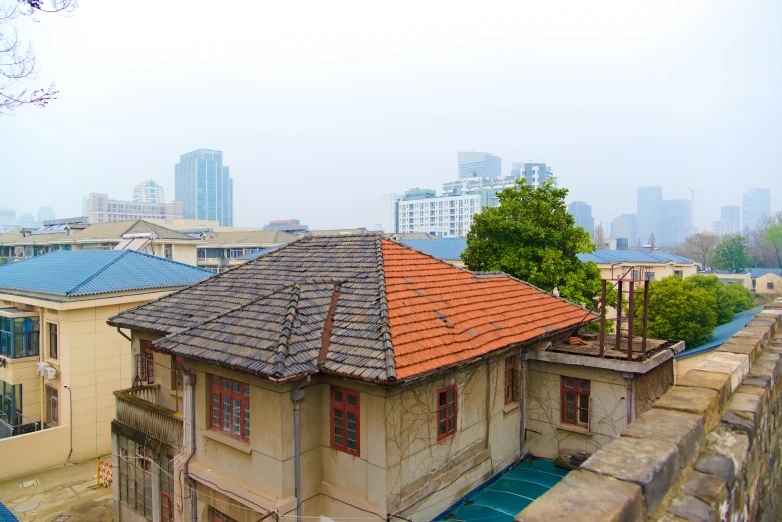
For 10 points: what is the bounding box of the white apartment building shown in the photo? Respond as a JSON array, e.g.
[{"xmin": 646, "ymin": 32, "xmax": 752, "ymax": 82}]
[
  {"xmin": 133, "ymin": 179, "xmax": 165, "ymax": 204},
  {"xmin": 397, "ymin": 194, "xmax": 481, "ymax": 237},
  {"xmin": 380, "ymin": 193, "xmax": 403, "ymax": 234},
  {"xmin": 83, "ymin": 193, "xmax": 184, "ymax": 224}
]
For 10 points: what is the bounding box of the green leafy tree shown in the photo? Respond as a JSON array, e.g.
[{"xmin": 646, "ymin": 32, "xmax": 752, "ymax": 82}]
[
  {"xmin": 712, "ymin": 236, "xmax": 752, "ymax": 272},
  {"xmin": 461, "ymin": 179, "xmax": 601, "ymax": 307},
  {"xmin": 722, "ymin": 283, "xmax": 755, "ymax": 314},
  {"xmin": 633, "ymin": 276, "xmax": 717, "ymax": 348},
  {"xmin": 688, "ymin": 274, "xmax": 734, "ymax": 325},
  {"xmin": 765, "ymin": 223, "xmax": 782, "ymax": 268}
]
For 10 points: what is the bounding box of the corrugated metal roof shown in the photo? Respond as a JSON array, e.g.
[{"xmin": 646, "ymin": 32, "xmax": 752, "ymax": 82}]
[
  {"xmin": 750, "ymin": 268, "xmax": 782, "ymax": 278},
  {"xmin": 237, "ymin": 246, "xmax": 282, "ymax": 260},
  {"xmin": 0, "ymin": 500, "xmax": 19, "ymax": 522},
  {"xmin": 400, "ymin": 238, "xmax": 467, "ymax": 261},
  {"xmin": 0, "ymin": 250, "xmax": 212, "ymax": 297},
  {"xmin": 577, "ymin": 250, "xmax": 695, "ymax": 265}
]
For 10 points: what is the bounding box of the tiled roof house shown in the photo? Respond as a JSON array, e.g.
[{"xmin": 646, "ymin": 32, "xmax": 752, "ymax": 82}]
[{"xmin": 107, "ymin": 235, "xmax": 603, "ymax": 522}]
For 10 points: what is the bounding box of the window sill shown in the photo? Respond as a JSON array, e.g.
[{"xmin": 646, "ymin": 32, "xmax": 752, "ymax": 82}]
[
  {"xmin": 503, "ymin": 402, "xmax": 521, "ymax": 414},
  {"xmin": 557, "ymin": 424, "xmax": 593, "ymax": 436},
  {"xmin": 203, "ymin": 430, "xmax": 252, "ymax": 454}
]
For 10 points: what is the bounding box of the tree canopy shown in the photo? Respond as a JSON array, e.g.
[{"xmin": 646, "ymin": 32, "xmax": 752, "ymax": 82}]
[
  {"xmin": 679, "ymin": 232, "xmax": 719, "ymax": 269},
  {"xmin": 712, "ymin": 235, "xmax": 752, "ymax": 272},
  {"xmin": 688, "ymin": 274, "xmax": 736, "ymax": 325},
  {"xmin": 461, "ymin": 179, "xmax": 601, "ymax": 307},
  {"xmin": 634, "ymin": 276, "xmax": 717, "ymax": 348}
]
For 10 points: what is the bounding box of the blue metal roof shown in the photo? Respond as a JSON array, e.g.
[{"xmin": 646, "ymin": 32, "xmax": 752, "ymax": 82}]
[
  {"xmin": 577, "ymin": 250, "xmax": 694, "ymax": 265},
  {"xmin": 400, "ymin": 238, "xmax": 467, "ymax": 261},
  {"xmin": 0, "ymin": 501, "xmax": 19, "ymax": 522},
  {"xmin": 0, "ymin": 250, "xmax": 213, "ymax": 297},
  {"xmin": 750, "ymin": 268, "xmax": 782, "ymax": 278},
  {"xmin": 237, "ymin": 246, "xmax": 282, "ymax": 260},
  {"xmin": 677, "ymin": 306, "xmax": 764, "ymax": 359}
]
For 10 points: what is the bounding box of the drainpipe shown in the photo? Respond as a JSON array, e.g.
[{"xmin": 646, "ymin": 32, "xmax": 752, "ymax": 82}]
[
  {"xmin": 291, "ymin": 376, "xmax": 310, "ymax": 522},
  {"xmin": 63, "ymin": 384, "xmax": 73, "ymax": 463},
  {"xmin": 182, "ymin": 373, "xmax": 197, "ymax": 522},
  {"xmin": 519, "ymin": 355, "xmax": 526, "ymax": 459},
  {"xmin": 622, "ymin": 372, "xmax": 634, "ymax": 426}
]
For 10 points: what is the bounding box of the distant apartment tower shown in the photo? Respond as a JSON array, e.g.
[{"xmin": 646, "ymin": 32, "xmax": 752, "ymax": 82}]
[
  {"xmin": 610, "ymin": 214, "xmax": 637, "ymax": 247},
  {"xmin": 36, "ymin": 206, "xmax": 55, "ymax": 224},
  {"xmin": 713, "ymin": 205, "xmax": 741, "ymax": 236},
  {"xmin": 568, "ymin": 201, "xmax": 595, "ymax": 237},
  {"xmin": 381, "ymin": 193, "xmax": 403, "ymax": 234},
  {"xmin": 458, "ymin": 151, "xmax": 501, "ymax": 180},
  {"xmin": 262, "ymin": 219, "xmax": 309, "ymax": 233},
  {"xmin": 175, "ymin": 149, "xmax": 234, "ymax": 226},
  {"xmin": 510, "ymin": 162, "xmax": 554, "ymax": 188},
  {"xmin": 742, "ymin": 188, "xmax": 771, "ymax": 232},
  {"xmin": 0, "ymin": 208, "xmax": 16, "ymax": 233},
  {"xmin": 397, "ymin": 187, "xmax": 480, "ymax": 237},
  {"xmin": 662, "ymin": 199, "xmax": 692, "ymax": 247},
  {"xmin": 133, "ymin": 179, "xmax": 165, "ymax": 204},
  {"xmin": 16, "ymin": 213, "xmax": 37, "ymax": 228},
  {"xmin": 83, "ymin": 193, "xmax": 184, "ymax": 224},
  {"xmin": 637, "ymin": 186, "xmax": 663, "ymax": 247}
]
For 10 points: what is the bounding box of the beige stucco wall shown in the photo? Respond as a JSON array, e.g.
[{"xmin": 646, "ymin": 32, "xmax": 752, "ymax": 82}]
[
  {"xmin": 713, "ymin": 273, "xmax": 752, "ymax": 290},
  {"xmin": 0, "ymin": 424, "xmax": 71, "ymax": 481},
  {"xmin": 0, "ymin": 354, "xmax": 41, "ymax": 425},
  {"xmin": 594, "ymin": 262, "xmax": 697, "ymax": 282},
  {"xmin": 753, "ymin": 273, "xmax": 782, "ymax": 295},
  {"xmin": 526, "ymin": 360, "xmax": 629, "ymax": 460},
  {"xmin": 171, "ymin": 243, "xmax": 198, "ymax": 267}
]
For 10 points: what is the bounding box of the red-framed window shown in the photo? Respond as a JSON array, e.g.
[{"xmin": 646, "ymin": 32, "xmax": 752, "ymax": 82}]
[
  {"xmin": 437, "ymin": 385, "xmax": 457, "ymax": 440},
  {"xmin": 138, "ymin": 340, "xmax": 154, "ymax": 384},
  {"xmin": 210, "ymin": 376, "xmax": 250, "ymax": 441},
  {"xmin": 561, "ymin": 377, "xmax": 590, "ymax": 426},
  {"xmin": 171, "ymin": 356, "xmax": 183, "ymax": 391},
  {"xmin": 504, "ymin": 355, "xmax": 520, "ymax": 404},
  {"xmin": 211, "ymin": 507, "xmax": 238, "ymax": 522},
  {"xmin": 161, "ymin": 454, "xmax": 175, "ymax": 522},
  {"xmin": 118, "ymin": 434, "xmax": 153, "ymax": 521},
  {"xmin": 330, "ymin": 386, "xmax": 360, "ymax": 455}
]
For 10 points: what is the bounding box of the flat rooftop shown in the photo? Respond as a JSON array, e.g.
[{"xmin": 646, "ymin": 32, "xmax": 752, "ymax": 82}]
[{"xmin": 549, "ymin": 334, "xmax": 678, "ymax": 362}]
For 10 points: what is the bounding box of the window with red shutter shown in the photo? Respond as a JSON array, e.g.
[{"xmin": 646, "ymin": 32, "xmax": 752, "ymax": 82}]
[
  {"xmin": 330, "ymin": 386, "xmax": 360, "ymax": 455},
  {"xmin": 209, "ymin": 376, "xmax": 251, "ymax": 442},
  {"xmin": 561, "ymin": 377, "xmax": 590, "ymax": 427},
  {"xmin": 437, "ymin": 385, "xmax": 457, "ymax": 440},
  {"xmin": 504, "ymin": 355, "xmax": 520, "ymax": 404}
]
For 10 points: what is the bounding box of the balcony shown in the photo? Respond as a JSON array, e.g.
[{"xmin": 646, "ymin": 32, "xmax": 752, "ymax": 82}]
[{"xmin": 114, "ymin": 384, "xmax": 183, "ymax": 449}]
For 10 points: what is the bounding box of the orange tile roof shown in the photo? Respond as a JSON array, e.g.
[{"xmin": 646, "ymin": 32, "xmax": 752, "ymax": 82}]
[{"xmin": 382, "ymin": 240, "xmax": 592, "ymax": 379}]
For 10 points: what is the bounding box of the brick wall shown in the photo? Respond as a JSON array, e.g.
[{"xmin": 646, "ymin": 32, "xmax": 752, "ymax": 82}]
[{"xmin": 516, "ymin": 298, "xmax": 782, "ymax": 522}]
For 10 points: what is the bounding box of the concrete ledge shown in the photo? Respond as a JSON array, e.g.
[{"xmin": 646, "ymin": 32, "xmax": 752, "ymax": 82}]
[
  {"xmin": 524, "ymin": 341, "xmax": 685, "ymax": 374},
  {"xmin": 620, "ymin": 409, "xmax": 704, "ymax": 466},
  {"xmin": 693, "ymin": 352, "xmax": 749, "ymax": 392},
  {"xmin": 675, "ymin": 370, "xmax": 731, "ymax": 409},
  {"xmin": 653, "ymin": 386, "xmax": 720, "ymax": 431}
]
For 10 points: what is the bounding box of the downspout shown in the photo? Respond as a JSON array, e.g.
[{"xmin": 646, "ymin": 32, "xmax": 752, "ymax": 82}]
[
  {"xmin": 519, "ymin": 354, "xmax": 526, "ymax": 460},
  {"xmin": 63, "ymin": 384, "xmax": 73, "ymax": 463},
  {"xmin": 116, "ymin": 327, "xmax": 132, "ymax": 342},
  {"xmin": 292, "ymin": 376, "xmax": 310, "ymax": 522},
  {"xmin": 622, "ymin": 372, "xmax": 634, "ymax": 426},
  {"xmin": 182, "ymin": 373, "xmax": 197, "ymax": 522},
  {"xmin": 485, "ymin": 358, "xmax": 491, "ymax": 472}
]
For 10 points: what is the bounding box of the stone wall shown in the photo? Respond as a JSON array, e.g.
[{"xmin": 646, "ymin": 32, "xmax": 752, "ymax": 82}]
[{"xmin": 516, "ymin": 298, "xmax": 782, "ymax": 522}]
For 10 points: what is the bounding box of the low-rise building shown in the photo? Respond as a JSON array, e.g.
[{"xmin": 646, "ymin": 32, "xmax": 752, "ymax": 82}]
[
  {"xmin": 196, "ymin": 230, "xmax": 297, "ymax": 272},
  {"xmin": 751, "ymin": 268, "xmax": 782, "ymax": 295},
  {"xmin": 83, "ymin": 193, "xmax": 184, "ymax": 224},
  {"xmin": 576, "ymin": 250, "xmax": 698, "ymax": 282},
  {"xmin": 0, "ymin": 251, "xmax": 211, "ymax": 482}
]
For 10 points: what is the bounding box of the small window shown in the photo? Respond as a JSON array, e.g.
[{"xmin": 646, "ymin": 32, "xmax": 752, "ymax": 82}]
[
  {"xmin": 48, "ymin": 322, "xmax": 58, "ymax": 359},
  {"xmin": 210, "ymin": 376, "xmax": 250, "ymax": 441},
  {"xmin": 504, "ymin": 355, "xmax": 520, "ymax": 404},
  {"xmin": 211, "ymin": 508, "xmax": 238, "ymax": 522},
  {"xmin": 164, "ymin": 244, "xmax": 173, "ymax": 259},
  {"xmin": 645, "ymin": 272, "xmax": 655, "ymax": 281},
  {"xmin": 768, "ymin": 282, "xmax": 775, "ymax": 290},
  {"xmin": 330, "ymin": 386, "xmax": 360, "ymax": 455},
  {"xmin": 171, "ymin": 356, "xmax": 183, "ymax": 391},
  {"xmin": 138, "ymin": 341, "xmax": 154, "ymax": 384},
  {"xmin": 674, "ymin": 270, "xmax": 683, "ymax": 279},
  {"xmin": 561, "ymin": 377, "xmax": 590, "ymax": 427},
  {"xmin": 45, "ymin": 385, "xmax": 58, "ymax": 426},
  {"xmin": 437, "ymin": 385, "xmax": 457, "ymax": 440}
]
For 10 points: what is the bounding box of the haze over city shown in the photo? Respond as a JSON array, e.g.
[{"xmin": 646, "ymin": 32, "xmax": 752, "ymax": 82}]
[{"xmin": 2, "ymin": 0, "xmax": 781, "ymax": 230}]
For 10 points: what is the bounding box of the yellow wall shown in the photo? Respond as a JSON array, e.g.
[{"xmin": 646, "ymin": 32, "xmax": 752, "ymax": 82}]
[
  {"xmin": 171, "ymin": 243, "xmax": 198, "ymax": 267},
  {"xmin": 713, "ymin": 273, "xmax": 752, "ymax": 290},
  {"xmin": 594, "ymin": 262, "xmax": 697, "ymax": 282},
  {"xmin": 753, "ymin": 273, "xmax": 782, "ymax": 295},
  {"xmin": 0, "ymin": 425, "xmax": 71, "ymax": 481}
]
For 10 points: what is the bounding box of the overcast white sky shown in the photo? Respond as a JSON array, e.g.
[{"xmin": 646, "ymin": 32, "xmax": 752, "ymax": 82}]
[{"xmin": 1, "ymin": 0, "xmax": 781, "ymax": 230}]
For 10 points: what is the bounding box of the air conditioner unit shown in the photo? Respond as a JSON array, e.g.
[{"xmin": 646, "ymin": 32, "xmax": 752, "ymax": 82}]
[
  {"xmin": 36, "ymin": 362, "xmax": 50, "ymax": 377},
  {"xmin": 44, "ymin": 366, "xmax": 59, "ymax": 380}
]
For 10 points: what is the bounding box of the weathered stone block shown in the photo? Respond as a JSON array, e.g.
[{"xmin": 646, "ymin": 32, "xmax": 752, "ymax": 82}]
[
  {"xmin": 735, "ymin": 326, "xmax": 770, "ymax": 347},
  {"xmin": 514, "ymin": 470, "xmax": 643, "ymax": 522},
  {"xmin": 694, "ymin": 353, "xmax": 749, "ymax": 392},
  {"xmin": 581, "ymin": 436, "xmax": 678, "ymax": 516},
  {"xmin": 694, "ymin": 454, "xmax": 735, "ymax": 487},
  {"xmin": 721, "ymin": 410, "xmax": 756, "ymax": 440},
  {"xmin": 727, "ymin": 392, "xmax": 764, "ymax": 426},
  {"xmin": 653, "ymin": 386, "xmax": 720, "ymax": 431},
  {"xmin": 675, "ymin": 370, "xmax": 731, "ymax": 408},
  {"xmin": 757, "ymin": 310, "xmax": 782, "ymax": 328},
  {"xmin": 667, "ymin": 494, "xmax": 716, "ymax": 522},
  {"xmin": 716, "ymin": 342, "xmax": 759, "ymax": 362},
  {"xmin": 704, "ymin": 425, "xmax": 750, "ymax": 477},
  {"xmin": 621, "ymin": 408, "xmax": 704, "ymax": 465},
  {"xmin": 735, "ymin": 384, "xmax": 768, "ymax": 399},
  {"xmin": 681, "ymin": 470, "xmax": 728, "ymax": 508}
]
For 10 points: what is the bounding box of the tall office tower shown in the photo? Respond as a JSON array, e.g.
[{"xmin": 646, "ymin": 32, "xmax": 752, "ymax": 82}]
[
  {"xmin": 381, "ymin": 193, "xmax": 403, "ymax": 234},
  {"xmin": 16, "ymin": 213, "xmax": 38, "ymax": 228},
  {"xmin": 567, "ymin": 201, "xmax": 595, "ymax": 237},
  {"xmin": 662, "ymin": 199, "xmax": 692, "ymax": 247},
  {"xmin": 133, "ymin": 180, "xmax": 166, "ymax": 204},
  {"xmin": 742, "ymin": 188, "xmax": 771, "ymax": 233},
  {"xmin": 637, "ymin": 186, "xmax": 663, "ymax": 247},
  {"xmin": 37, "ymin": 206, "xmax": 55, "ymax": 224},
  {"xmin": 458, "ymin": 151, "xmax": 501, "ymax": 180},
  {"xmin": 610, "ymin": 214, "xmax": 637, "ymax": 247},
  {"xmin": 510, "ymin": 162, "xmax": 554, "ymax": 188},
  {"xmin": 0, "ymin": 208, "xmax": 17, "ymax": 232},
  {"xmin": 712, "ymin": 205, "xmax": 741, "ymax": 236},
  {"xmin": 175, "ymin": 149, "xmax": 234, "ymax": 226}
]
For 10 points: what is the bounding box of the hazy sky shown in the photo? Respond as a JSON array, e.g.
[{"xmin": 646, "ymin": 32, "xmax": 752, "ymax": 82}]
[{"xmin": 2, "ymin": 0, "xmax": 781, "ymax": 230}]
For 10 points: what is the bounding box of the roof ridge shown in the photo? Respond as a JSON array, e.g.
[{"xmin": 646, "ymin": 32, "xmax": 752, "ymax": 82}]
[
  {"xmin": 66, "ymin": 250, "xmax": 129, "ymax": 296},
  {"xmin": 376, "ymin": 238, "xmax": 397, "ymax": 381},
  {"xmin": 273, "ymin": 284, "xmax": 301, "ymax": 378}
]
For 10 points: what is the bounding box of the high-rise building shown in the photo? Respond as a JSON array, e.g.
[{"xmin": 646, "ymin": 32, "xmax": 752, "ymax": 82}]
[
  {"xmin": 380, "ymin": 193, "xmax": 403, "ymax": 234},
  {"xmin": 637, "ymin": 186, "xmax": 663, "ymax": 247},
  {"xmin": 510, "ymin": 162, "xmax": 554, "ymax": 188},
  {"xmin": 568, "ymin": 201, "xmax": 595, "ymax": 237},
  {"xmin": 16, "ymin": 213, "xmax": 38, "ymax": 228},
  {"xmin": 458, "ymin": 151, "xmax": 501, "ymax": 180},
  {"xmin": 610, "ymin": 214, "xmax": 637, "ymax": 247},
  {"xmin": 83, "ymin": 193, "xmax": 184, "ymax": 224},
  {"xmin": 133, "ymin": 180, "xmax": 165, "ymax": 204},
  {"xmin": 37, "ymin": 206, "xmax": 55, "ymax": 223},
  {"xmin": 713, "ymin": 205, "xmax": 741, "ymax": 236},
  {"xmin": 175, "ymin": 149, "xmax": 234, "ymax": 226},
  {"xmin": 0, "ymin": 208, "xmax": 16, "ymax": 233},
  {"xmin": 662, "ymin": 199, "xmax": 692, "ymax": 247},
  {"xmin": 397, "ymin": 188, "xmax": 480, "ymax": 237},
  {"xmin": 742, "ymin": 188, "xmax": 771, "ymax": 233}
]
